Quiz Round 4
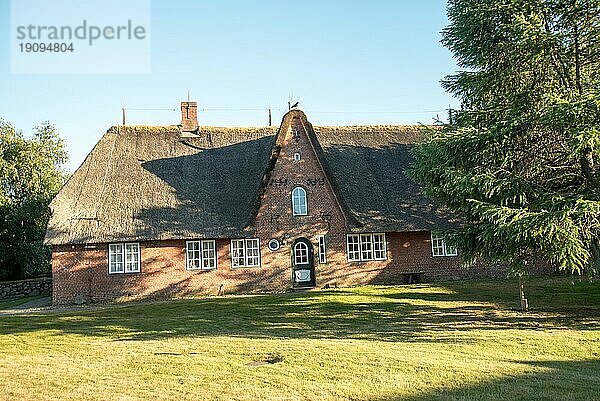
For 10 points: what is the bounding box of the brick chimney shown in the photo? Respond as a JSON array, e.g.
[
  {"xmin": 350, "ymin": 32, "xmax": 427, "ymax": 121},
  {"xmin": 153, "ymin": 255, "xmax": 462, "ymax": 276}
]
[{"xmin": 181, "ymin": 101, "xmax": 198, "ymax": 131}]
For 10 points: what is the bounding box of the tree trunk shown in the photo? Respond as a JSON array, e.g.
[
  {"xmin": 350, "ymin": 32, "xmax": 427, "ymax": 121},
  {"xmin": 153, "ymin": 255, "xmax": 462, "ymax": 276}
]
[
  {"xmin": 519, "ymin": 276, "xmax": 529, "ymax": 311},
  {"xmin": 580, "ymin": 148, "xmax": 597, "ymax": 187}
]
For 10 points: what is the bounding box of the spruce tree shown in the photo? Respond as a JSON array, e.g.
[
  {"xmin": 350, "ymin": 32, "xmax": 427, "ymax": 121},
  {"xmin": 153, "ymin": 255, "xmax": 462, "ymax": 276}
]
[{"xmin": 412, "ymin": 0, "xmax": 600, "ymax": 281}]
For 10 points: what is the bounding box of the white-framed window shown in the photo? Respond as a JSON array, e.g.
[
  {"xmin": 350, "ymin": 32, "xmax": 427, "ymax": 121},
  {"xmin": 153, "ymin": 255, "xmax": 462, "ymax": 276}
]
[
  {"xmin": 293, "ymin": 152, "xmax": 301, "ymax": 161},
  {"xmin": 360, "ymin": 234, "xmax": 373, "ymax": 260},
  {"xmin": 317, "ymin": 235, "xmax": 327, "ymax": 264},
  {"xmin": 431, "ymin": 233, "xmax": 458, "ymax": 257},
  {"xmin": 231, "ymin": 238, "xmax": 261, "ymax": 268},
  {"xmin": 109, "ymin": 244, "xmax": 124, "ymax": 274},
  {"xmin": 446, "ymin": 244, "xmax": 458, "ymax": 256},
  {"xmin": 109, "ymin": 243, "xmax": 140, "ymax": 274},
  {"xmin": 373, "ymin": 233, "xmax": 387, "ymax": 260},
  {"xmin": 346, "ymin": 233, "xmax": 387, "ymax": 262},
  {"xmin": 124, "ymin": 243, "xmax": 140, "ymax": 273},
  {"xmin": 294, "ymin": 242, "xmax": 309, "ymax": 265},
  {"xmin": 186, "ymin": 240, "xmax": 217, "ymax": 270},
  {"xmin": 246, "ymin": 238, "xmax": 260, "ymax": 266},
  {"xmin": 347, "ymin": 234, "xmax": 361, "ymax": 261},
  {"xmin": 292, "ymin": 187, "xmax": 308, "ymax": 216}
]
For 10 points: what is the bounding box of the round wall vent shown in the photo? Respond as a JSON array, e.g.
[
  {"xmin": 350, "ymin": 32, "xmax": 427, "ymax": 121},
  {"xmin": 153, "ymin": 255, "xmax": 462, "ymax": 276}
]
[{"xmin": 268, "ymin": 239, "xmax": 281, "ymax": 251}]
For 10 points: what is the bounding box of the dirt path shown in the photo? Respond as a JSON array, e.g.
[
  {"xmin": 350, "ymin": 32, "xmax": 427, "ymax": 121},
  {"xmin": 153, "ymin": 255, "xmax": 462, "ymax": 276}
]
[{"xmin": 0, "ymin": 296, "xmax": 52, "ymax": 315}]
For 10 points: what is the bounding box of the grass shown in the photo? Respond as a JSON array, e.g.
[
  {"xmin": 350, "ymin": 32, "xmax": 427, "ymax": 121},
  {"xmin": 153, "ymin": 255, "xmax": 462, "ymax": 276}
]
[{"xmin": 0, "ymin": 276, "xmax": 599, "ymax": 400}]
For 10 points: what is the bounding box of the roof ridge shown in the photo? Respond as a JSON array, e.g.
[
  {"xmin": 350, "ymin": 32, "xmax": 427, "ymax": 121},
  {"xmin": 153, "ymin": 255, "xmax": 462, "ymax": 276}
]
[
  {"xmin": 314, "ymin": 124, "xmax": 428, "ymax": 128},
  {"xmin": 108, "ymin": 125, "xmax": 277, "ymax": 130}
]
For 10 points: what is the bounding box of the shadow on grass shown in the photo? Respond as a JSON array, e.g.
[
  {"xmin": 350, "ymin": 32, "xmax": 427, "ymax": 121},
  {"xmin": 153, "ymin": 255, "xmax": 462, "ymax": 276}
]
[
  {"xmin": 370, "ymin": 359, "xmax": 600, "ymax": 401},
  {"xmin": 0, "ymin": 278, "xmax": 598, "ymax": 342}
]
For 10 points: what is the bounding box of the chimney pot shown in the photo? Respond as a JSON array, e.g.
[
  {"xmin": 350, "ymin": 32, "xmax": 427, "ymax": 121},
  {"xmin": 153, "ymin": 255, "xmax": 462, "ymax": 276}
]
[{"xmin": 181, "ymin": 101, "xmax": 198, "ymax": 131}]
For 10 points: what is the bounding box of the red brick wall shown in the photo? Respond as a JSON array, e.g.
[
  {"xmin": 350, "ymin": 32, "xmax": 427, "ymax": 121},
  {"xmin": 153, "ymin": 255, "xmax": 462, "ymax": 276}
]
[
  {"xmin": 51, "ymin": 116, "xmax": 505, "ymax": 304},
  {"xmin": 52, "ymin": 239, "xmax": 293, "ymax": 304},
  {"xmin": 51, "ymin": 231, "xmax": 505, "ymax": 304},
  {"xmin": 252, "ymin": 115, "xmax": 349, "ymax": 289}
]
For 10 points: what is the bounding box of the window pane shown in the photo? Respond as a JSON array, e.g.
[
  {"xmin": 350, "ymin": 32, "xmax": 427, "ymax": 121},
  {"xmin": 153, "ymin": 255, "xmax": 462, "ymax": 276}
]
[
  {"xmin": 295, "ymin": 242, "xmax": 309, "ymax": 264},
  {"xmin": 109, "ymin": 244, "xmax": 124, "ymax": 273},
  {"xmin": 124, "ymin": 243, "xmax": 140, "ymax": 273},
  {"xmin": 318, "ymin": 236, "xmax": 326, "ymax": 263},
  {"xmin": 292, "ymin": 187, "xmax": 307, "ymax": 216},
  {"xmin": 246, "ymin": 238, "xmax": 260, "ymax": 267},
  {"xmin": 231, "ymin": 239, "xmax": 245, "ymax": 267},
  {"xmin": 445, "ymin": 243, "xmax": 458, "ymax": 256},
  {"xmin": 245, "ymin": 239, "xmax": 260, "ymax": 267},
  {"xmin": 360, "ymin": 234, "xmax": 373, "ymax": 260},
  {"xmin": 347, "ymin": 235, "xmax": 360, "ymax": 261},
  {"xmin": 431, "ymin": 234, "xmax": 445, "ymax": 257},
  {"xmin": 187, "ymin": 241, "xmax": 201, "ymax": 269},
  {"xmin": 201, "ymin": 240, "xmax": 216, "ymax": 269},
  {"xmin": 189, "ymin": 258, "xmax": 200, "ymax": 269},
  {"xmin": 373, "ymin": 234, "xmax": 386, "ymax": 260}
]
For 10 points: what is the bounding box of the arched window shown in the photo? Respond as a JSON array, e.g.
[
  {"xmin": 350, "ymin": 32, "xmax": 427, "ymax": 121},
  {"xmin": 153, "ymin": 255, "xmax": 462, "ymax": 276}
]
[
  {"xmin": 291, "ymin": 187, "xmax": 307, "ymax": 216},
  {"xmin": 294, "ymin": 242, "xmax": 309, "ymax": 264}
]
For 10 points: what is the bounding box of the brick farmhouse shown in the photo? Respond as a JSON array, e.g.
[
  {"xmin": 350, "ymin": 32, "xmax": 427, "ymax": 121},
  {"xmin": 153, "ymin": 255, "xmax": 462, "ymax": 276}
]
[{"xmin": 45, "ymin": 103, "xmax": 504, "ymax": 304}]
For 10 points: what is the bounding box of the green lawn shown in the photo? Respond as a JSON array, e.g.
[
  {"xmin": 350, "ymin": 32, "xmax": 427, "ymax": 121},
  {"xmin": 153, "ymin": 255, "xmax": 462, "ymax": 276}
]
[{"xmin": 0, "ymin": 277, "xmax": 599, "ymax": 401}]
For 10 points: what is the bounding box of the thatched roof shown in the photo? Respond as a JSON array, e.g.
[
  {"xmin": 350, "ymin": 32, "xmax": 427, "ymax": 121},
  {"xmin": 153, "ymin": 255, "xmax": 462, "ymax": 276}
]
[
  {"xmin": 45, "ymin": 111, "xmax": 454, "ymax": 245},
  {"xmin": 312, "ymin": 125, "xmax": 455, "ymax": 233}
]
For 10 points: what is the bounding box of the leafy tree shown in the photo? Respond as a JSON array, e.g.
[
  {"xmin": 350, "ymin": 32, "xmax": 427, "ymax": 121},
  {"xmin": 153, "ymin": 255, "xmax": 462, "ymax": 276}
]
[
  {"xmin": 411, "ymin": 0, "xmax": 600, "ymax": 286},
  {"xmin": 0, "ymin": 120, "xmax": 68, "ymax": 280}
]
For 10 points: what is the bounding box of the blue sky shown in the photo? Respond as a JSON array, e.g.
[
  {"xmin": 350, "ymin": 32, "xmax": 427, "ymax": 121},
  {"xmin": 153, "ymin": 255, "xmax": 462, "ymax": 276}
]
[{"xmin": 0, "ymin": 0, "xmax": 458, "ymax": 171}]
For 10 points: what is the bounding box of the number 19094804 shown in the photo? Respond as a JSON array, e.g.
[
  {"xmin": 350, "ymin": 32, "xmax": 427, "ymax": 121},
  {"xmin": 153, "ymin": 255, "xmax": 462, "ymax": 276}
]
[{"xmin": 19, "ymin": 43, "xmax": 74, "ymax": 52}]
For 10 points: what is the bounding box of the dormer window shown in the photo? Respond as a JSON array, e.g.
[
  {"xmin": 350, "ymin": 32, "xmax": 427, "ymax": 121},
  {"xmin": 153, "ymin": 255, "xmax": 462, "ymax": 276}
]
[
  {"xmin": 292, "ymin": 187, "xmax": 308, "ymax": 216},
  {"xmin": 293, "ymin": 152, "xmax": 301, "ymax": 161}
]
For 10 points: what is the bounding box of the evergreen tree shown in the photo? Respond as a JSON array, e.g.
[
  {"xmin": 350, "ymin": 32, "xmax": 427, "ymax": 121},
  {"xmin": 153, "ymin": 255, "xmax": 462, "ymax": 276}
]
[{"xmin": 412, "ymin": 0, "xmax": 600, "ymax": 278}]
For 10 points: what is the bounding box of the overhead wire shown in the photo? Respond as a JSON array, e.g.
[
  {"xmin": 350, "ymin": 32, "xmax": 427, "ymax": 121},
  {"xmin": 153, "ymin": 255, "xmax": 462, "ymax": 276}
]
[{"xmin": 122, "ymin": 107, "xmax": 449, "ymax": 114}]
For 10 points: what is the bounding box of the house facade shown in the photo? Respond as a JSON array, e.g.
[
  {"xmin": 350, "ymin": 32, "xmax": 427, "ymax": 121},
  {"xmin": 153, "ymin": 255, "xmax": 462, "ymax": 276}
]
[{"xmin": 45, "ymin": 103, "xmax": 504, "ymax": 304}]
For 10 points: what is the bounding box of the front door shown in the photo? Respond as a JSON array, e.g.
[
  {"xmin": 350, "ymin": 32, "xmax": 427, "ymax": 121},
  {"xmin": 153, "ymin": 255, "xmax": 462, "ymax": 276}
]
[{"xmin": 291, "ymin": 238, "xmax": 315, "ymax": 288}]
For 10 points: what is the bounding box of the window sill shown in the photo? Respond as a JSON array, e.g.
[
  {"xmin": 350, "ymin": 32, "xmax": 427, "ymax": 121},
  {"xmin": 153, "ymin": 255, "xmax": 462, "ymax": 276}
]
[
  {"xmin": 108, "ymin": 271, "xmax": 141, "ymax": 275},
  {"xmin": 186, "ymin": 267, "xmax": 217, "ymax": 271}
]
